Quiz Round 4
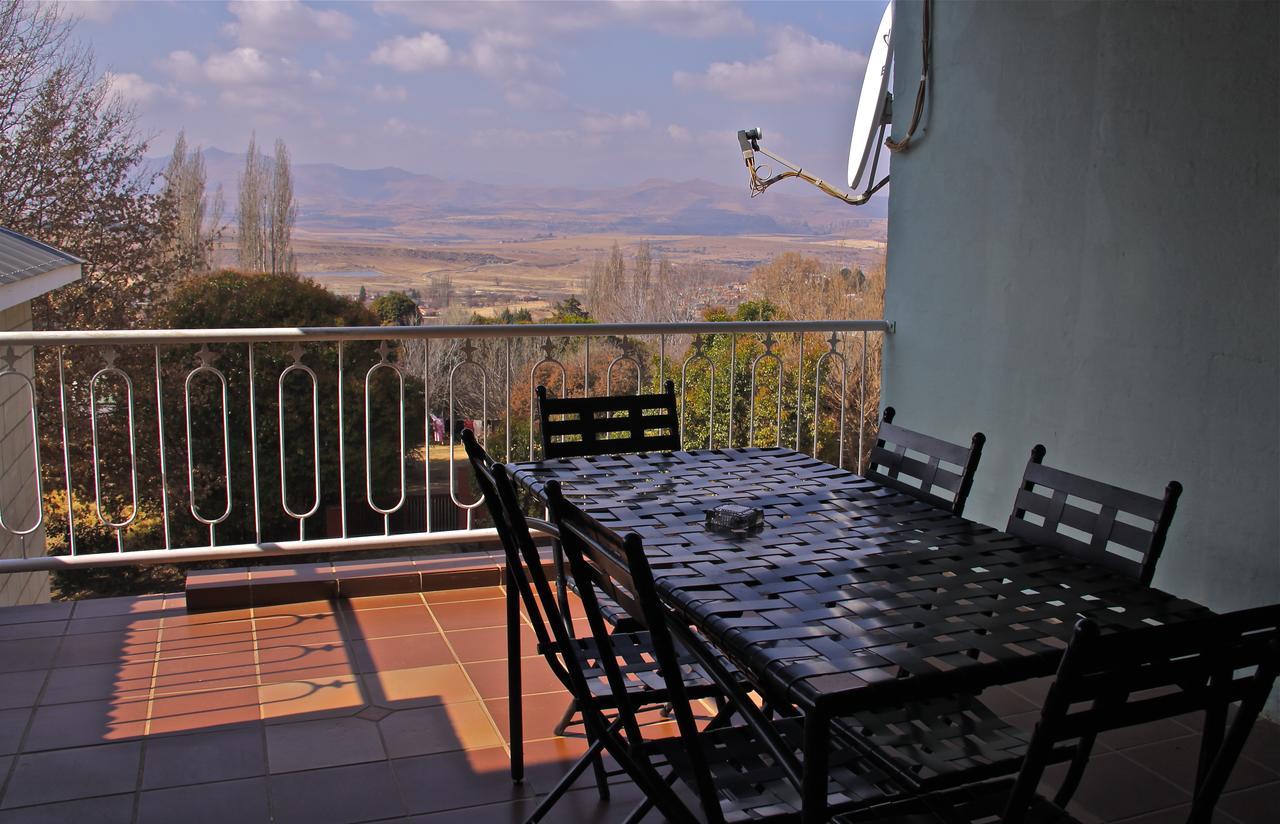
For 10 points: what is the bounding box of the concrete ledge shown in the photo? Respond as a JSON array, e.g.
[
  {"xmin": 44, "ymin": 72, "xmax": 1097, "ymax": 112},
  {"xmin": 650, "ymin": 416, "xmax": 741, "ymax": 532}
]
[{"xmin": 185, "ymin": 549, "xmax": 557, "ymax": 612}]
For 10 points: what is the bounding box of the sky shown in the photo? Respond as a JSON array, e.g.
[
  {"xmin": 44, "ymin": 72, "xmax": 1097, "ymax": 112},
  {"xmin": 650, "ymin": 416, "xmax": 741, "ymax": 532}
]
[{"xmin": 66, "ymin": 0, "xmax": 889, "ymax": 188}]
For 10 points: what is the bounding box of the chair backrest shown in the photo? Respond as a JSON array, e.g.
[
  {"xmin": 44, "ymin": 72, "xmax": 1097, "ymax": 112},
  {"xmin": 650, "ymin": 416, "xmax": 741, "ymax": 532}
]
[
  {"xmin": 536, "ymin": 380, "xmax": 680, "ymax": 459},
  {"xmin": 461, "ymin": 429, "xmax": 570, "ymax": 663},
  {"xmin": 1002, "ymin": 605, "xmax": 1280, "ymax": 824},
  {"xmin": 864, "ymin": 406, "xmax": 986, "ymax": 515},
  {"xmin": 545, "ymin": 481, "xmax": 719, "ymax": 824},
  {"xmin": 1006, "ymin": 444, "xmax": 1182, "ymax": 585}
]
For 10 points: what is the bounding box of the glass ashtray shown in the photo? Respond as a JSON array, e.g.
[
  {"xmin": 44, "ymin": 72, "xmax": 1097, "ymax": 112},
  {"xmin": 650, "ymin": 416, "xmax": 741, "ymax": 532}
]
[{"xmin": 704, "ymin": 504, "xmax": 765, "ymax": 534}]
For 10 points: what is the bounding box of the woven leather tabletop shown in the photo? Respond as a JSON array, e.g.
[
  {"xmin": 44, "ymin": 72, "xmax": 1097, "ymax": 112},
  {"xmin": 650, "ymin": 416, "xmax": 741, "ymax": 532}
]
[{"xmin": 510, "ymin": 448, "xmax": 1209, "ymax": 714}]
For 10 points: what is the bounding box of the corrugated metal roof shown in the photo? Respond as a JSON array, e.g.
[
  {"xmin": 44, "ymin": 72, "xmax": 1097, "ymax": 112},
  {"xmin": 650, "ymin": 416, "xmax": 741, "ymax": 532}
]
[{"xmin": 0, "ymin": 226, "xmax": 83, "ymax": 286}]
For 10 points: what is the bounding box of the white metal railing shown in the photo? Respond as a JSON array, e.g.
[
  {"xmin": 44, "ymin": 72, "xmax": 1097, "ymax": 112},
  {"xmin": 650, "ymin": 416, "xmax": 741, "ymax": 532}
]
[{"xmin": 0, "ymin": 319, "xmax": 891, "ymax": 572}]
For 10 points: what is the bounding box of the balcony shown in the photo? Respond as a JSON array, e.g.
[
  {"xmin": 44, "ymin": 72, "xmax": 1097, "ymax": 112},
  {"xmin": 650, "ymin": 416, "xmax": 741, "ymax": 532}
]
[{"xmin": 0, "ymin": 320, "xmax": 1274, "ymax": 822}]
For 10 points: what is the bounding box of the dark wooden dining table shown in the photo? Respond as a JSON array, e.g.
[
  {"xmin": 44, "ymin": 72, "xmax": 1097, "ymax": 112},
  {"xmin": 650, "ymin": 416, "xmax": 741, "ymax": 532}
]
[{"xmin": 508, "ymin": 447, "xmax": 1211, "ymax": 822}]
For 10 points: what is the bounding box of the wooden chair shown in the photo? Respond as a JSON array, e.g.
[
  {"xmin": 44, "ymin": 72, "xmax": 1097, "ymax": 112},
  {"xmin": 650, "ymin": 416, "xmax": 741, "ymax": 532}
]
[
  {"xmin": 546, "ymin": 480, "xmax": 907, "ymax": 824},
  {"xmin": 462, "ymin": 429, "xmax": 733, "ymax": 821},
  {"xmin": 1007, "ymin": 444, "xmax": 1182, "ymax": 585},
  {"xmin": 865, "ymin": 406, "xmax": 986, "ymax": 515},
  {"xmin": 536, "ymin": 380, "xmax": 679, "ymax": 459},
  {"xmin": 861, "ymin": 606, "xmax": 1280, "ymax": 824}
]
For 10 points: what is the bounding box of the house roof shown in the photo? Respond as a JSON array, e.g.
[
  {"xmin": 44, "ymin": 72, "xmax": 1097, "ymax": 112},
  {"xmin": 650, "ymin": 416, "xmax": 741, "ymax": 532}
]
[
  {"xmin": 0, "ymin": 226, "xmax": 83, "ymax": 313},
  {"xmin": 0, "ymin": 226, "xmax": 83, "ymax": 285}
]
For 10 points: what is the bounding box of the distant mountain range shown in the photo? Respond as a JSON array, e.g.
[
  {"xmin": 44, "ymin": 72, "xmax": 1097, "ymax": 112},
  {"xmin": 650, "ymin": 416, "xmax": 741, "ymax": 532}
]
[{"xmin": 153, "ymin": 148, "xmax": 887, "ymax": 241}]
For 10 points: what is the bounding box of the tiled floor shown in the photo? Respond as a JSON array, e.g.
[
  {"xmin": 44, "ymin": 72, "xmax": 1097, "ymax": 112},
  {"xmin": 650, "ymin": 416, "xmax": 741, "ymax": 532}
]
[{"xmin": 0, "ymin": 587, "xmax": 1273, "ymax": 823}]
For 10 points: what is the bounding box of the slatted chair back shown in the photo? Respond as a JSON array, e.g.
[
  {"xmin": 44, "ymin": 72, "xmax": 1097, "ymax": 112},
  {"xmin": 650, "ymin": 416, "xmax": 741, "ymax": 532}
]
[
  {"xmin": 546, "ymin": 481, "xmax": 720, "ymax": 824},
  {"xmin": 461, "ymin": 429, "xmax": 570, "ymax": 663},
  {"xmin": 1002, "ymin": 606, "xmax": 1280, "ymax": 824},
  {"xmin": 537, "ymin": 381, "xmax": 680, "ymax": 459},
  {"xmin": 864, "ymin": 406, "xmax": 986, "ymax": 515},
  {"xmin": 1007, "ymin": 445, "xmax": 1182, "ymax": 585}
]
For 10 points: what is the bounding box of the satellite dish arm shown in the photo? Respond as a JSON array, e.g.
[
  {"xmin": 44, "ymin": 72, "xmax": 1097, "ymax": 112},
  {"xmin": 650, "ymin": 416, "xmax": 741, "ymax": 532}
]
[{"xmin": 737, "ymin": 124, "xmax": 890, "ymax": 206}]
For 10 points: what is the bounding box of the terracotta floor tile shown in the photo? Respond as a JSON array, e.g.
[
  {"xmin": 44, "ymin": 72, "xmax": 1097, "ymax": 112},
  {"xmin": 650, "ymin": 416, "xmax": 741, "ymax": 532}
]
[
  {"xmin": 465, "ymin": 657, "xmax": 564, "ymax": 700},
  {"xmin": 446, "ymin": 624, "xmax": 540, "ymax": 664},
  {"xmin": 429, "ymin": 600, "xmax": 510, "ymax": 632},
  {"xmin": 0, "ymin": 621, "xmax": 66, "ymax": 642},
  {"xmin": 259, "ymin": 675, "xmax": 365, "ymax": 721},
  {"xmin": 1044, "ymin": 750, "xmax": 1190, "ymax": 821},
  {"xmin": 40, "ymin": 661, "xmax": 152, "ymax": 705},
  {"xmin": 0, "ymin": 603, "xmax": 72, "ymax": 626},
  {"xmin": 254, "ymin": 605, "xmax": 342, "ymax": 639},
  {"xmin": 157, "ymin": 619, "xmax": 255, "ymax": 659},
  {"xmin": 340, "ymin": 592, "xmax": 425, "ymax": 611},
  {"xmin": 257, "ymin": 642, "xmax": 356, "ymax": 684},
  {"xmin": 23, "ymin": 698, "xmax": 148, "ymax": 751},
  {"xmin": 344, "ymin": 604, "xmax": 437, "ymax": 639},
  {"xmin": 53, "ymin": 629, "xmax": 158, "ymax": 668},
  {"xmin": 424, "ymin": 586, "xmax": 506, "ymax": 604},
  {"xmin": 266, "ymin": 715, "xmax": 385, "ymax": 773},
  {"xmin": 352, "ymin": 632, "xmax": 454, "ymax": 673},
  {"xmin": 141, "ymin": 726, "xmax": 266, "ymax": 789},
  {"xmin": 269, "ymin": 760, "xmax": 404, "ymax": 824},
  {"xmin": 0, "ymin": 671, "xmax": 46, "ymax": 710},
  {"xmin": 2, "ymin": 741, "xmax": 142, "ymax": 808},
  {"xmin": 1121, "ymin": 736, "xmax": 1279, "ymax": 793},
  {"xmin": 65, "ymin": 612, "xmax": 163, "ymax": 636},
  {"xmin": 71, "ymin": 593, "xmax": 169, "ymax": 619},
  {"xmin": 0, "ymin": 709, "xmax": 29, "ymax": 755},
  {"xmin": 153, "ymin": 649, "xmax": 258, "ymax": 694},
  {"xmin": 1219, "ymin": 781, "xmax": 1280, "ymax": 824},
  {"xmin": 252, "ymin": 599, "xmax": 335, "ymax": 617},
  {"xmin": 0, "ymin": 793, "xmax": 135, "ymax": 824},
  {"xmin": 485, "ymin": 691, "xmax": 576, "ymax": 744},
  {"xmin": 378, "ymin": 701, "xmax": 502, "ymax": 758},
  {"xmin": 149, "ymin": 686, "xmax": 261, "ymax": 735},
  {"xmin": 0, "ymin": 639, "xmax": 58, "ymax": 674},
  {"xmin": 392, "ymin": 746, "xmax": 532, "ymax": 815},
  {"xmin": 406, "ymin": 780, "xmax": 655, "ymax": 824},
  {"xmin": 361, "ymin": 663, "xmax": 480, "ymax": 709},
  {"xmin": 137, "ymin": 776, "xmax": 270, "ymax": 824}
]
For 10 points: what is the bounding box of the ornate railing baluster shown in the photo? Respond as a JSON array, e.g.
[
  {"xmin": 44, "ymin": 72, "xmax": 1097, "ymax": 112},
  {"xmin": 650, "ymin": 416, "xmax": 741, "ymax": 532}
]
[
  {"xmin": 184, "ymin": 345, "xmax": 233, "ymax": 546},
  {"xmin": 247, "ymin": 343, "xmax": 262, "ymax": 544},
  {"xmin": 365, "ymin": 341, "xmax": 406, "ymax": 536},
  {"xmin": 279, "ymin": 345, "xmax": 321, "ymax": 540},
  {"xmin": 56, "ymin": 346, "xmax": 75, "ymax": 554},
  {"xmin": 679, "ymin": 335, "xmax": 715, "ymax": 449},
  {"xmin": 813, "ymin": 332, "xmax": 848, "ymax": 466},
  {"xmin": 448, "ymin": 340, "xmax": 488, "ymax": 530},
  {"xmin": 90, "ymin": 347, "xmax": 138, "ymax": 552},
  {"xmin": 336, "ymin": 340, "xmax": 348, "ymax": 539},
  {"xmin": 154, "ymin": 346, "xmax": 171, "ymax": 548},
  {"xmin": 528, "ymin": 338, "xmax": 567, "ymax": 460},
  {"xmin": 748, "ymin": 333, "xmax": 784, "ymax": 448}
]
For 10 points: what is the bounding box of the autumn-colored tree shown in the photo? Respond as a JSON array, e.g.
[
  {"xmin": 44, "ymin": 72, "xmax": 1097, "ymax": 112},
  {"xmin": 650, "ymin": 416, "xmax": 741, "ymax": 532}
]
[{"xmin": 371, "ymin": 291, "xmax": 420, "ymax": 326}]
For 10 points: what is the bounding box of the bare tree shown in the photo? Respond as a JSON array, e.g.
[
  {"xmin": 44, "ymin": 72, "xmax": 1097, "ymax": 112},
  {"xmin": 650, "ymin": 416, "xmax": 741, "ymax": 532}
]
[
  {"xmin": 0, "ymin": 0, "xmax": 183, "ymax": 330},
  {"xmin": 237, "ymin": 133, "xmax": 266, "ymax": 271},
  {"xmin": 268, "ymin": 138, "xmax": 296, "ymax": 274},
  {"xmin": 163, "ymin": 130, "xmax": 222, "ymax": 272}
]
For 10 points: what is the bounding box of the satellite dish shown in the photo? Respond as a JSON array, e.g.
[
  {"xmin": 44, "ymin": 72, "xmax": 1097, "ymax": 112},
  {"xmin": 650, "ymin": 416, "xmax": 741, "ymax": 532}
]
[
  {"xmin": 848, "ymin": 1, "xmax": 894, "ymax": 189},
  {"xmin": 734, "ymin": 0, "xmax": 899, "ymax": 207}
]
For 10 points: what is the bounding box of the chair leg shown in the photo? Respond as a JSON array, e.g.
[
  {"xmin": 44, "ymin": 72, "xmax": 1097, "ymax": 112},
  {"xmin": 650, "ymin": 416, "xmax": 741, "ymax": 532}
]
[
  {"xmin": 506, "ymin": 572, "xmax": 524, "ymax": 783},
  {"xmin": 553, "ymin": 697, "xmax": 579, "ymax": 736},
  {"xmin": 522, "ymin": 737, "xmax": 607, "ymax": 824},
  {"xmin": 1052, "ymin": 733, "xmax": 1097, "ymax": 807}
]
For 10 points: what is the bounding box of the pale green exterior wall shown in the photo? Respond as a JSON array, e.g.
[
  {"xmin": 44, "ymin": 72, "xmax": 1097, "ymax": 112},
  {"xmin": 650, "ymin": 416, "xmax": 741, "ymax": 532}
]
[
  {"xmin": 882, "ymin": 1, "xmax": 1278, "ymax": 711},
  {"xmin": 0, "ymin": 302, "xmax": 49, "ymax": 606}
]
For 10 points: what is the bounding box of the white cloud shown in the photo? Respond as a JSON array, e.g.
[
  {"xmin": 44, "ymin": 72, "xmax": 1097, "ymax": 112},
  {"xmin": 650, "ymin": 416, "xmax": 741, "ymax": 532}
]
[
  {"xmin": 60, "ymin": 0, "xmax": 130, "ymax": 24},
  {"xmin": 371, "ymin": 83, "xmax": 408, "ymax": 103},
  {"xmin": 370, "ymin": 32, "xmax": 452, "ymax": 73},
  {"xmin": 374, "ymin": 0, "xmax": 751, "ymax": 39},
  {"xmin": 225, "ymin": 0, "xmax": 354, "ymax": 48},
  {"xmin": 667, "ymin": 124, "xmax": 692, "ymax": 142},
  {"xmin": 205, "ymin": 47, "xmax": 276, "ymax": 85},
  {"xmin": 611, "ymin": 1, "xmax": 753, "ymax": 38},
  {"xmin": 471, "ymin": 127, "xmax": 576, "ymax": 149},
  {"xmin": 581, "ymin": 110, "xmax": 651, "ymax": 134},
  {"xmin": 103, "ymin": 70, "xmax": 199, "ymax": 108},
  {"xmin": 158, "ymin": 49, "xmax": 202, "ymax": 83},
  {"xmin": 673, "ymin": 27, "xmax": 865, "ymax": 102}
]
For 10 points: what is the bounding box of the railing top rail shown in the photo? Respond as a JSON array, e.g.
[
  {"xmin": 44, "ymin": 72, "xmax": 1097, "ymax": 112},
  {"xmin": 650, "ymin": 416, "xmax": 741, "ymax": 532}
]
[{"xmin": 0, "ymin": 319, "xmax": 893, "ymax": 347}]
